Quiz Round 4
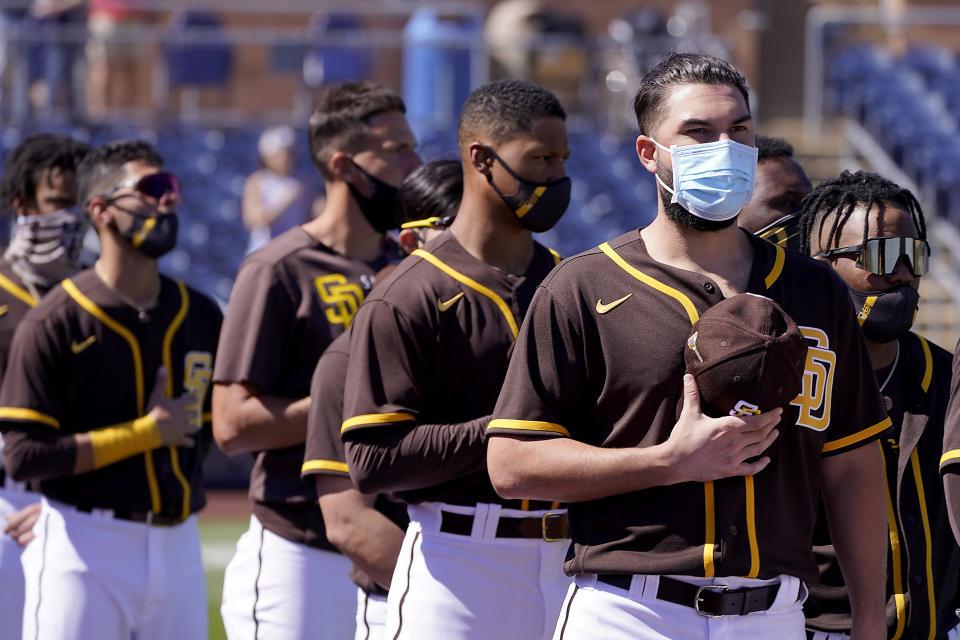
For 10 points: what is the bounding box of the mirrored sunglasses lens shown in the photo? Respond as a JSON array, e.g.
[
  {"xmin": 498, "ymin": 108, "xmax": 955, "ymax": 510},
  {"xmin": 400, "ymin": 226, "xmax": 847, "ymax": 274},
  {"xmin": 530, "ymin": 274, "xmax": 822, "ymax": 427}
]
[
  {"xmin": 138, "ymin": 173, "xmax": 180, "ymax": 199},
  {"xmin": 864, "ymin": 238, "xmax": 927, "ymax": 276}
]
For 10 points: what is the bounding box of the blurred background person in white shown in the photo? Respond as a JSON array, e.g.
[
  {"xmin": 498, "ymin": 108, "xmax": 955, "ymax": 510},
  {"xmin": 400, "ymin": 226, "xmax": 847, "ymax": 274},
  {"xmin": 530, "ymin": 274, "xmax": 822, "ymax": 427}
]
[{"xmin": 242, "ymin": 125, "xmax": 315, "ymax": 254}]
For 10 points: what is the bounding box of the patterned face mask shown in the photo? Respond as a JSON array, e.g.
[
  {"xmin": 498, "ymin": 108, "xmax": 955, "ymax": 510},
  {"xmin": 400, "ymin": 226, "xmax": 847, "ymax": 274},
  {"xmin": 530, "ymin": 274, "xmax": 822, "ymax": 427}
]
[{"xmin": 5, "ymin": 207, "xmax": 87, "ymax": 291}]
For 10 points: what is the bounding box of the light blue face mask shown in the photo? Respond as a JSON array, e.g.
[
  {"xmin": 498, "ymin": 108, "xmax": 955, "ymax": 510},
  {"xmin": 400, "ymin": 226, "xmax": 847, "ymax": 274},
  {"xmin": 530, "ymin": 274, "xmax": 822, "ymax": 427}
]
[{"xmin": 650, "ymin": 138, "xmax": 758, "ymax": 222}]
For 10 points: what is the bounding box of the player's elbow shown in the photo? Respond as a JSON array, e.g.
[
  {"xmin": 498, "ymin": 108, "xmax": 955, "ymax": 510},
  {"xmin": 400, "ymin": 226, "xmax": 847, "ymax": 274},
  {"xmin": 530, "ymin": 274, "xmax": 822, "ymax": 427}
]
[
  {"xmin": 211, "ymin": 384, "xmax": 249, "ymax": 455},
  {"xmin": 486, "ymin": 436, "xmax": 531, "ymax": 500}
]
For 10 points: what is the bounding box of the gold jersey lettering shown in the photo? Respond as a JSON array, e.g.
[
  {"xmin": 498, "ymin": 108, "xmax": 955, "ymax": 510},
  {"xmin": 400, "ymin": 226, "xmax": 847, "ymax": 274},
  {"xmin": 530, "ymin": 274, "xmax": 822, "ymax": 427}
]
[
  {"xmin": 315, "ymin": 274, "xmax": 365, "ymax": 329},
  {"xmin": 184, "ymin": 351, "xmax": 213, "ymax": 427},
  {"xmin": 790, "ymin": 326, "xmax": 836, "ymax": 431}
]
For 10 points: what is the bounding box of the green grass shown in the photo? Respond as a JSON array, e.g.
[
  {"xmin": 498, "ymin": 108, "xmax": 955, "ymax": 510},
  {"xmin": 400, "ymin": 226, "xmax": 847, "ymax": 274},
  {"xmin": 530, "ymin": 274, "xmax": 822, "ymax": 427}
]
[{"xmin": 199, "ymin": 517, "xmax": 248, "ymax": 640}]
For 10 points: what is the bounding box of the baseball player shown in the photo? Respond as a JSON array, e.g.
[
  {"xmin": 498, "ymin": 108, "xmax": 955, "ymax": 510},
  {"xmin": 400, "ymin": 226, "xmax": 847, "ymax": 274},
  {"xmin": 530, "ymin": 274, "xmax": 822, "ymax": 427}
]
[
  {"xmin": 301, "ymin": 159, "xmax": 463, "ymax": 640},
  {"xmin": 737, "ymin": 135, "xmax": 812, "ymax": 252},
  {"xmin": 212, "ymin": 82, "xmax": 419, "ymax": 639},
  {"xmin": 0, "ymin": 133, "xmax": 90, "ymax": 640},
  {"xmin": 799, "ymin": 171, "xmax": 960, "ymax": 639},
  {"xmin": 0, "ymin": 139, "xmax": 222, "ymax": 639},
  {"xmin": 486, "ymin": 53, "xmax": 890, "ymax": 640},
  {"xmin": 340, "ymin": 79, "xmax": 570, "ymax": 640}
]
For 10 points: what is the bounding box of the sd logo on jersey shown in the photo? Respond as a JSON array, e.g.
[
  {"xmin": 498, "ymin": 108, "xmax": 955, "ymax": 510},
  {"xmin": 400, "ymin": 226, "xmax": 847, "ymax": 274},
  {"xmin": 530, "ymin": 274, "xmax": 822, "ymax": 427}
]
[
  {"xmin": 315, "ymin": 274, "xmax": 365, "ymax": 329},
  {"xmin": 789, "ymin": 326, "xmax": 837, "ymax": 431},
  {"xmin": 184, "ymin": 351, "xmax": 212, "ymax": 427}
]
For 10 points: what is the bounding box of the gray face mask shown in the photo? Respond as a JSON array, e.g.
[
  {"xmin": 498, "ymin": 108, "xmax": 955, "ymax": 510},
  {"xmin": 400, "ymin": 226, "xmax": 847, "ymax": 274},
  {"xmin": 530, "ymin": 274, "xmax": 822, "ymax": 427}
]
[{"xmin": 5, "ymin": 207, "xmax": 87, "ymax": 291}]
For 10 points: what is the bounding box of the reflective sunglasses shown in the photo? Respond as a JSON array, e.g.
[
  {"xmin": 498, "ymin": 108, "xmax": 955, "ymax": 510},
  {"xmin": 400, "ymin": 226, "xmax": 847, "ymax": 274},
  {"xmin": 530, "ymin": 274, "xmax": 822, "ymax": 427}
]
[
  {"xmin": 97, "ymin": 172, "xmax": 181, "ymax": 202},
  {"xmin": 400, "ymin": 215, "xmax": 455, "ymax": 230},
  {"xmin": 814, "ymin": 236, "xmax": 930, "ymax": 276}
]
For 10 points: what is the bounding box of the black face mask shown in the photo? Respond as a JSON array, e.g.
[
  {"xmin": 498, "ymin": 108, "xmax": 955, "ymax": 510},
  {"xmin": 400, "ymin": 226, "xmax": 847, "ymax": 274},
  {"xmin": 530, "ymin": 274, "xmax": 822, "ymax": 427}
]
[
  {"xmin": 348, "ymin": 161, "xmax": 401, "ymax": 233},
  {"xmin": 112, "ymin": 206, "xmax": 179, "ymax": 258},
  {"xmin": 484, "ymin": 146, "xmax": 570, "ymax": 233},
  {"xmin": 848, "ymin": 283, "xmax": 920, "ymax": 343}
]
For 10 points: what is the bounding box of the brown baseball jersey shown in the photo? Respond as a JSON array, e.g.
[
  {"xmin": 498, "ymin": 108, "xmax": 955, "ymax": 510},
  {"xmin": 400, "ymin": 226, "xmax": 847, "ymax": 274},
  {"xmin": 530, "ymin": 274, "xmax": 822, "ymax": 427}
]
[
  {"xmin": 488, "ymin": 229, "xmax": 891, "ymax": 582},
  {"xmin": 807, "ymin": 332, "xmax": 960, "ymax": 638},
  {"xmin": 0, "ymin": 269, "xmax": 221, "ymax": 518},
  {"xmin": 341, "ymin": 230, "xmax": 562, "ymax": 507},
  {"xmin": 301, "ymin": 330, "xmax": 409, "ymax": 595},
  {"xmin": 0, "ymin": 257, "xmax": 39, "ymax": 383},
  {"xmin": 213, "ymin": 226, "xmax": 403, "ymax": 548}
]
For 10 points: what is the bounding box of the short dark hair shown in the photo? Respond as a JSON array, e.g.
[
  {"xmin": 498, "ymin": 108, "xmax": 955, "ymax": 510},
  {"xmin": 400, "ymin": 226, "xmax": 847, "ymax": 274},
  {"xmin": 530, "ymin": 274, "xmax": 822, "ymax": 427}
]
[
  {"xmin": 633, "ymin": 53, "xmax": 750, "ymax": 136},
  {"xmin": 399, "ymin": 159, "xmax": 463, "ymax": 225},
  {"xmin": 76, "ymin": 139, "xmax": 164, "ymax": 207},
  {"xmin": 756, "ymin": 135, "xmax": 794, "ymax": 162},
  {"xmin": 798, "ymin": 170, "xmax": 926, "ymax": 256},
  {"xmin": 457, "ymin": 80, "xmax": 566, "ymax": 148},
  {"xmin": 0, "ymin": 134, "xmax": 91, "ymax": 213},
  {"xmin": 308, "ymin": 81, "xmax": 406, "ymax": 181}
]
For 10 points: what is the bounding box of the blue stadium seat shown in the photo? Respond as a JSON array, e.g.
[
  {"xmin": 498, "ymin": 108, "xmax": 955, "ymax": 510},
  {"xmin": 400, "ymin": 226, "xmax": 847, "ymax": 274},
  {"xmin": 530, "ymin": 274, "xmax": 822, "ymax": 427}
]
[{"xmin": 165, "ymin": 11, "xmax": 233, "ymax": 87}]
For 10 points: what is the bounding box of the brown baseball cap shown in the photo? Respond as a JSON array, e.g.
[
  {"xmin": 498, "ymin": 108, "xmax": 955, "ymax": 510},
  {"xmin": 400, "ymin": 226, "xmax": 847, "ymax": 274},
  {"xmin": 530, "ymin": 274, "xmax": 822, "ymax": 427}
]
[{"xmin": 684, "ymin": 293, "xmax": 808, "ymax": 419}]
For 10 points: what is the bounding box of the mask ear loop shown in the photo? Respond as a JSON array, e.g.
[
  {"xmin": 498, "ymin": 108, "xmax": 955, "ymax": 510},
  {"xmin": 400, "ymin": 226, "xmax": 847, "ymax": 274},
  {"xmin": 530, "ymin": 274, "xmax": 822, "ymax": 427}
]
[
  {"xmin": 482, "ymin": 146, "xmax": 527, "ymax": 202},
  {"xmin": 648, "ymin": 137, "xmax": 679, "ymax": 201}
]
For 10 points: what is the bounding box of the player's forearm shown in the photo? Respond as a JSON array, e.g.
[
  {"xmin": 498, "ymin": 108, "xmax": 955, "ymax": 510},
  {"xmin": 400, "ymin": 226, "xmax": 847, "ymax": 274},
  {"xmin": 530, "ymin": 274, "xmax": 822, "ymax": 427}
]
[
  {"xmin": 2, "ymin": 428, "xmax": 79, "ymax": 481},
  {"xmin": 319, "ymin": 492, "xmax": 404, "ymax": 588},
  {"xmin": 212, "ymin": 384, "xmax": 309, "ymax": 455},
  {"xmin": 343, "ymin": 416, "xmax": 489, "ymax": 494},
  {"xmin": 487, "ymin": 435, "xmax": 680, "ymax": 502},
  {"xmin": 821, "ymin": 442, "xmax": 887, "ymax": 639}
]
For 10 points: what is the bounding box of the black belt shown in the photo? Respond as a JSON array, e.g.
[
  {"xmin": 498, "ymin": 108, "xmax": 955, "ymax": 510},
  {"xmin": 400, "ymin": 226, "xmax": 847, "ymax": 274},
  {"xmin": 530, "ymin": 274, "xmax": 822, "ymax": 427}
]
[
  {"xmin": 76, "ymin": 506, "xmax": 184, "ymax": 527},
  {"xmin": 597, "ymin": 574, "xmax": 781, "ymax": 617},
  {"xmin": 439, "ymin": 510, "xmax": 569, "ymax": 541}
]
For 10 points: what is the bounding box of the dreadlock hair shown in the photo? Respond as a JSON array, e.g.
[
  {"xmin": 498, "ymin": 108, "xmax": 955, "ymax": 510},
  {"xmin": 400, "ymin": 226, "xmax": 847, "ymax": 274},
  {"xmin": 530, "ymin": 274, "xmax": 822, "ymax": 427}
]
[
  {"xmin": 0, "ymin": 134, "xmax": 91, "ymax": 214},
  {"xmin": 798, "ymin": 170, "xmax": 926, "ymax": 257}
]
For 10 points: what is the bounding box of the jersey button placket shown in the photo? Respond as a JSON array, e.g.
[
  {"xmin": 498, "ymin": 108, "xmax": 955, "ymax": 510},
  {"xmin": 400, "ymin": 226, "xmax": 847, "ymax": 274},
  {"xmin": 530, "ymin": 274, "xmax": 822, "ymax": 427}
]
[{"xmin": 703, "ymin": 282, "xmax": 717, "ymax": 295}]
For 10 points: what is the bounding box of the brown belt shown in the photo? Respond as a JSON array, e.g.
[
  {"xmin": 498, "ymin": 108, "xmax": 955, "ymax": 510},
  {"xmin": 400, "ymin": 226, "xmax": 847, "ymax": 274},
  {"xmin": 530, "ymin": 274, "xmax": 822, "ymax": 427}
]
[
  {"xmin": 596, "ymin": 574, "xmax": 781, "ymax": 617},
  {"xmin": 439, "ymin": 510, "xmax": 569, "ymax": 541},
  {"xmin": 76, "ymin": 506, "xmax": 184, "ymax": 527}
]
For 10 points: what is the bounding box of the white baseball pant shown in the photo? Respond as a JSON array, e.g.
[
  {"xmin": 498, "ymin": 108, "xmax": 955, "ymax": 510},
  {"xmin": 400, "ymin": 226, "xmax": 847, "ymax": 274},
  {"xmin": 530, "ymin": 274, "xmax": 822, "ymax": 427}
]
[
  {"xmin": 552, "ymin": 573, "xmax": 808, "ymax": 640},
  {"xmin": 220, "ymin": 513, "xmax": 357, "ymax": 640},
  {"xmin": 0, "ymin": 484, "xmax": 37, "ymax": 640},
  {"xmin": 355, "ymin": 589, "xmax": 387, "ymax": 640},
  {"xmin": 386, "ymin": 501, "xmax": 572, "ymax": 640},
  {"xmin": 21, "ymin": 497, "xmax": 206, "ymax": 640}
]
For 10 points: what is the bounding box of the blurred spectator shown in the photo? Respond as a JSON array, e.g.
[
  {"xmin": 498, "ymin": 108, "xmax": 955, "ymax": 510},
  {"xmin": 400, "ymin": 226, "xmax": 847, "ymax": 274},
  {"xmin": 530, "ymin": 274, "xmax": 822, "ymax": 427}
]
[
  {"xmin": 27, "ymin": 0, "xmax": 84, "ymax": 119},
  {"xmin": 85, "ymin": 0, "xmax": 150, "ymax": 120},
  {"xmin": 242, "ymin": 126, "xmax": 314, "ymax": 254}
]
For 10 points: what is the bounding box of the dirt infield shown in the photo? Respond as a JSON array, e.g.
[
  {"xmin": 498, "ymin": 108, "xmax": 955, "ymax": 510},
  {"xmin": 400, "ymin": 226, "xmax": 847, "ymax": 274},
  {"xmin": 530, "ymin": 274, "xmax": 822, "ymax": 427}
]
[{"xmin": 200, "ymin": 490, "xmax": 252, "ymax": 520}]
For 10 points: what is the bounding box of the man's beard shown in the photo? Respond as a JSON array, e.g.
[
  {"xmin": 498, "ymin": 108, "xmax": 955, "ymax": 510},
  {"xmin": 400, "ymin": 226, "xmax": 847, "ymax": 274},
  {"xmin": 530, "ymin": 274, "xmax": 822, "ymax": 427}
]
[{"xmin": 656, "ymin": 163, "xmax": 737, "ymax": 232}]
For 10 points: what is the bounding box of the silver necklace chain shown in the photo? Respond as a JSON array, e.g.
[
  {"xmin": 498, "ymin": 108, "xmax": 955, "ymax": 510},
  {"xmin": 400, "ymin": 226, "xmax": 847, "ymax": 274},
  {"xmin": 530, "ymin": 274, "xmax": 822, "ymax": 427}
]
[
  {"xmin": 94, "ymin": 260, "xmax": 160, "ymax": 321},
  {"xmin": 879, "ymin": 342, "xmax": 900, "ymax": 393}
]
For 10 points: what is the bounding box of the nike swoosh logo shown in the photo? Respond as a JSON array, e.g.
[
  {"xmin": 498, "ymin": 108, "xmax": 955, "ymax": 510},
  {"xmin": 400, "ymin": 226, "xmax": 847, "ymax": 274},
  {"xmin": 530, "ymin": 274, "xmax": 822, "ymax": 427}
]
[
  {"xmin": 71, "ymin": 335, "xmax": 97, "ymax": 354},
  {"xmin": 437, "ymin": 292, "xmax": 465, "ymax": 312},
  {"xmin": 596, "ymin": 294, "xmax": 632, "ymax": 314}
]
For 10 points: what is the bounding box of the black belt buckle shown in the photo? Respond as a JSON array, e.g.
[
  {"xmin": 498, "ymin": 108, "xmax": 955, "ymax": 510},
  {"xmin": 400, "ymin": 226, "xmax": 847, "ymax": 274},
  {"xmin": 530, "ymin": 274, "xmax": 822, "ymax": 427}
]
[
  {"xmin": 541, "ymin": 512, "xmax": 568, "ymax": 542},
  {"xmin": 694, "ymin": 584, "xmax": 729, "ymax": 618}
]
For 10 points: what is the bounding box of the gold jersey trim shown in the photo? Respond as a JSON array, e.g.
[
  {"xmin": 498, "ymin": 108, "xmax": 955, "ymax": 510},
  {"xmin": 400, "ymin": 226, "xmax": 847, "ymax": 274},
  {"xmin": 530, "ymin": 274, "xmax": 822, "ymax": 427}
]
[
  {"xmin": 918, "ymin": 335, "xmax": 933, "ymax": 393},
  {"xmin": 764, "ymin": 244, "xmax": 785, "ymax": 289},
  {"xmin": 909, "ymin": 449, "xmax": 937, "ymax": 640},
  {"xmin": 821, "ymin": 417, "xmax": 891, "ymax": 453},
  {"xmin": 341, "ymin": 411, "xmax": 416, "ymax": 433},
  {"xmin": 0, "ymin": 272, "xmax": 36, "ymax": 308},
  {"xmin": 486, "ymin": 418, "xmax": 570, "ymax": 437},
  {"xmin": 411, "ymin": 248, "xmax": 520, "ymax": 339},
  {"xmin": 302, "ymin": 460, "xmax": 349, "ymax": 474},
  {"xmin": 0, "ymin": 407, "xmax": 60, "ymax": 429},
  {"xmin": 881, "ymin": 445, "xmax": 907, "ymax": 640},
  {"xmin": 941, "ymin": 450, "xmax": 960, "ymax": 466},
  {"xmin": 162, "ymin": 281, "xmax": 191, "ymax": 521}
]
